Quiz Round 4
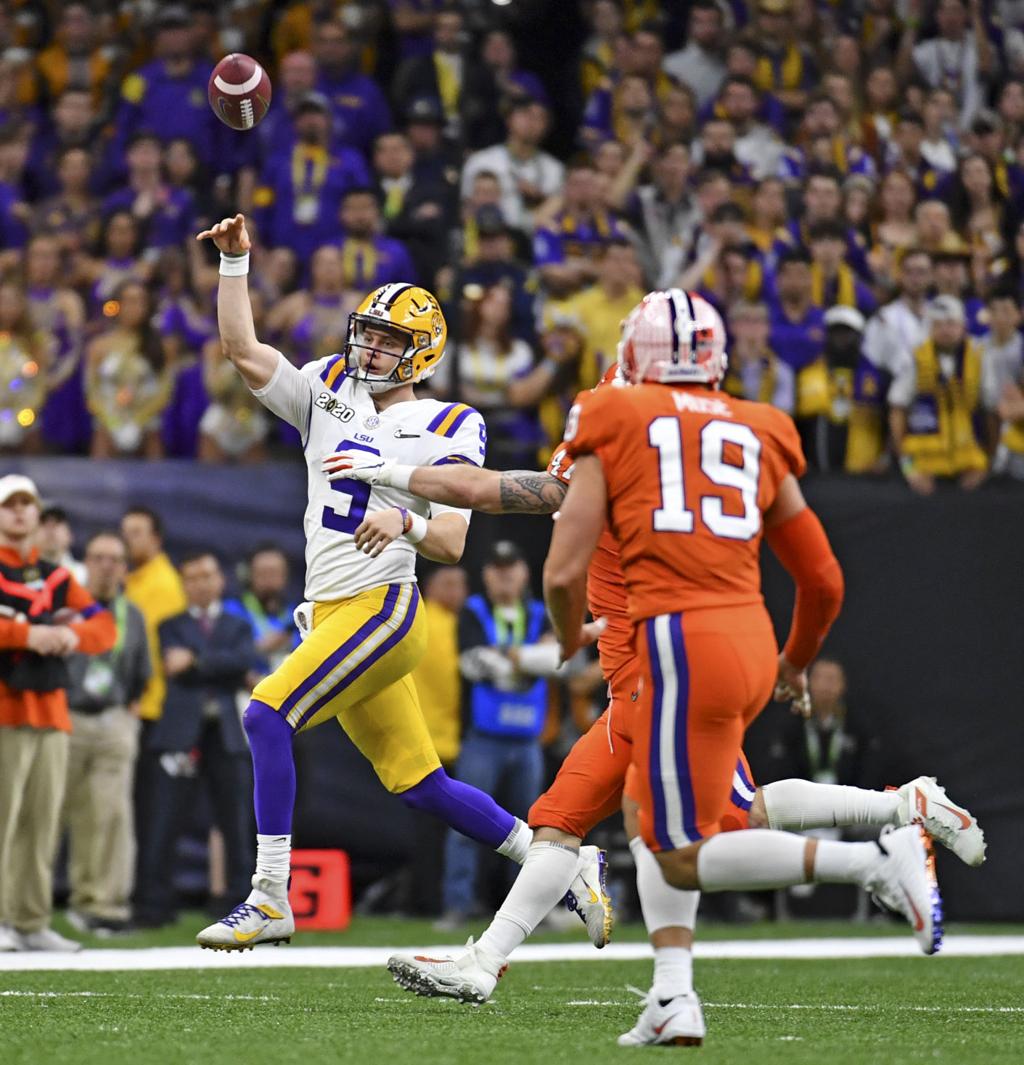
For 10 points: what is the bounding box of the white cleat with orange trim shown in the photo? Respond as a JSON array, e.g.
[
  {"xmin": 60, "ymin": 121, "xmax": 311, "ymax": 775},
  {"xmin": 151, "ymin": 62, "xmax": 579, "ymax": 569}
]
[
  {"xmin": 894, "ymin": 776, "xmax": 986, "ymax": 867},
  {"xmin": 196, "ymin": 877, "xmax": 294, "ymax": 951},
  {"xmin": 863, "ymin": 825, "xmax": 943, "ymax": 955},
  {"xmin": 387, "ymin": 937, "xmax": 504, "ymax": 1004},
  {"xmin": 617, "ymin": 988, "xmax": 706, "ymax": 1047}
]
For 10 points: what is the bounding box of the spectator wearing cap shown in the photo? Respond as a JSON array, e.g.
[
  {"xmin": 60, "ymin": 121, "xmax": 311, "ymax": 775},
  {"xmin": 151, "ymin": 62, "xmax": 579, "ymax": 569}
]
[
  {"xmin": 256, "ymin": 51, "xmax": 318, "ymax": 166},
  {"xmin": 405, "ymin": 96, "xmax": 461, "ymax": 188},
  {"xmin": 797, "ymin": 305, "xmax": 889, "ymax": 473},
  {"xmin": 899, "ymin": 0, "xmax": 993, "ymax": 131},
  {"xmin": 450, "ymin": 204, "xmax": 536, "ymax": 345},
  {"xmin": 439, "ymin": 541, "xmax": 559, "ymax": 929},
  {"xmin": 663, "ymin": 0, "xmax": 727, "ymax": 109},
  {"xmin": 252, "ymin": 92, "xmax": 370, "ymax": 266},
  {"xmin": 0, "ymin": 475, "xmax": 116, "ymax": 952},
  {"xmin": 533, "ymin": 158, "xmax": 626, "ymax": 299},
  {"xmin": 373, "ymin": 131, "xmax": 452, "ymax": 287},
  {"xmin": 392, "ymin": 7, "xmax": 496, "ymax": 150},
  {"xmin": 721, "ymin": 300, "xmax": 795, "ymax": 413},
  {"xmin": 109, "ymin": 7, "xmax": 220, "ymax": 176},
  {"xmin": 460, "ymin": 98, "xmax": 564, "ymax": 233},
  {"xmin": 312, "ymin": 18, "xmax": 392, "ymax": 155},
  {"xmin": 889, "ymin": 294, "xmax": 989, "ymax": 494},
  {"xmin": 334, "ymin": 187, "xmax": 417, "ymax": 289},
  {"xmin": 101, "ymin": 133, "xmax": 198, "ymax": 251},
  {"xmin": 135, "ymin": 551, "xmax": 255, "ymax": 927},
  {"xmin": 121, "ymin": 506, "xmax": 187, "ymax": 726},
  {"xmin": 979, "ymin": 288, "xmax": 1024, "ymax": 480},
  {"xmin": 62, "ymin": 530, "xmax": 150, "ymax": 935},
  {"xmin": 36, "ymin": 507, "xmax": 86, "ymax": 586}
]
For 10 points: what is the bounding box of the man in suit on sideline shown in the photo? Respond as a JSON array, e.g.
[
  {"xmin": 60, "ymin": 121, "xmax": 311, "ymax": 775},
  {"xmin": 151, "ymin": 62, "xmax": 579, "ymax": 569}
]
[{"xmin": 133, "ymin": 552, "xmax": 256, "ymax": 928}]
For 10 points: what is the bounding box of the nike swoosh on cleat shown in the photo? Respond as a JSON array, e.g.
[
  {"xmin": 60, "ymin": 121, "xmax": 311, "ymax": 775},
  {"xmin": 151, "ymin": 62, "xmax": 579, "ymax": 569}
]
[
  {"xmin": 653, "ymin": 1022, "xmax": 669, "ymax": 1036},
  {"xmin": 902, "ymin": 888, "xmax": 925, "ymax": 932},
  {"xmin": 936, "ymin": 803, "xmax": 972, "ymax": 829},
  {"xmin": 233, "ymin": 928, "xmax": 264, "ymax": 943},
  {"xmin": 413, "ymin": 955, "xmax": 451, "ymax": 964}
]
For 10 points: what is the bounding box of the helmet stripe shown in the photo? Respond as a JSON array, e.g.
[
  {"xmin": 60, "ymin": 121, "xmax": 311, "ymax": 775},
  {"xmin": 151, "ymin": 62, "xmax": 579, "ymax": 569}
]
[
  {"xmin": 381, "ymin": 282, "xmax": 414, "ymax": 309},
  {"xmin": 667, "ymin": 290, "xmax": 681, "ymax": 364}
]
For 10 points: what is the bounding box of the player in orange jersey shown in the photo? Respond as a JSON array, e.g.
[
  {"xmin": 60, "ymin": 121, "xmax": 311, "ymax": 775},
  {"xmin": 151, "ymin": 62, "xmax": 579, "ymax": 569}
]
[
  {"xmin": 544, "ymin": 290, "xmax": 945, "ymax": 975},
  {"xmin": 323, "ymin": 302, "xmax": 982, "ymax": 1043}
]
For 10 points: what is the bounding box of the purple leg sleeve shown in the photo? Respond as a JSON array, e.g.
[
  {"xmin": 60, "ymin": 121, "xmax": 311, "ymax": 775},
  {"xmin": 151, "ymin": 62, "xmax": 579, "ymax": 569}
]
[
  {"xmin": 243, "ymin": 700, "xmax": 295, "ymax": 836},
  {"xmin": 399, "ymin": 767, "xmax": 515, "ymax": 849}
]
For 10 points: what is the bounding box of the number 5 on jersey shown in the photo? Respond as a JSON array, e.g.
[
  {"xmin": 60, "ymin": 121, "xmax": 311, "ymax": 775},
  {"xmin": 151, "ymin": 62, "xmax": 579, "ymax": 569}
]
[
  {"xmin": 649, "ymin": 416, "xmax": 762, "ymax": 541},
  {"xmin": 323, "ymin": 439, "xmax": 379, "ymax": 534}
]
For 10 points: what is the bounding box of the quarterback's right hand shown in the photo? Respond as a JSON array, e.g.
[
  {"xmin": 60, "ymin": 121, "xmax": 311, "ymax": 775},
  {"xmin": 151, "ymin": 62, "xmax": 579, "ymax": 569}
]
[
  {"xmin": 322, "ymin": 451, "xmax": 396, "ymax": 486},
  {"xmin": 196, "ymin": 213, "xmax": 251, "ymax": 255}
]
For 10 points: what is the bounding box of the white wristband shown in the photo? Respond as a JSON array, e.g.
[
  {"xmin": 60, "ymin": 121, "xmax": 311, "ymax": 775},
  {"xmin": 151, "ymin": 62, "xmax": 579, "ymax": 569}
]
[
  {"xmin": 387, "ymin": 464, "xmax": 414, "ymax": 491},
  {"xmin": 219, "ymin": 251, "xmax": 250, "ymax": 276},
  {"xmin": 403, "ymin": 511, "xmax": 428, "ymax": 544}
]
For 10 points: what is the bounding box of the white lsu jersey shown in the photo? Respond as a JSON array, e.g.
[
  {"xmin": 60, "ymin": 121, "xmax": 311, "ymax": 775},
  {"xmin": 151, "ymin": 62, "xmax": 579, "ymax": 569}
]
[{"xmin": 253, "ymin": 351, "xmax": 486, "ymax": 602}]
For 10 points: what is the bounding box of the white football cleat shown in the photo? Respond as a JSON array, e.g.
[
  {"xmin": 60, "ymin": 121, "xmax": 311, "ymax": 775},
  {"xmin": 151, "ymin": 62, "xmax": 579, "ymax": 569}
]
[
  {"xmin": 0, "ymin": 924, "xmax": 20, "ymax": 952},
  {"xmin": 864, "ymin": 825, "xmax": 943, "ymax": 955},
  {"xmin": 618, "ymin": 988, "xmax": 706, "ymax": 1047},
  {"xmin": 13, "ymin": 927, "xmax": 81, "ymax": 952},
  {"xmin": 196, "ymin": 877, "xmax": 294, "ymax": 951},
  {"xmin": 894, "ymin": 776, "xmax": 986, "ymax": 867},
  {"xmin": 564, "ymin": 845, "xmax": 614, "ymax": 948},
  {"xmin": 387, "ymin": 937, "xmax": 504, "ymax": 1005}
]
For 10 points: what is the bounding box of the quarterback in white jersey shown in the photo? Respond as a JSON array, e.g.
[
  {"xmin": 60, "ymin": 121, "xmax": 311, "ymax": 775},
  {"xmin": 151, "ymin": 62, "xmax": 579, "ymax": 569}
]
[
  {"xmin": 257, "ymin": 330, "xmax": 485, "ymax": 603},
  {"xmin": 190, "ymin": 214, "xmax": 598, "ymax": 953}
]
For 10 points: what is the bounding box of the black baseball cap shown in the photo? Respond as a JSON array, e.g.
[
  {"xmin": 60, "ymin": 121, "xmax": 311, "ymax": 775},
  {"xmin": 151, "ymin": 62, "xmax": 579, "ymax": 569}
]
[
  {"xmin": 485, "ymin": 541, "xmax": 524, "ymax": 567},
  {"xmin": 405, "ymin": 97, "xmax": 444, "ymax": 126}
]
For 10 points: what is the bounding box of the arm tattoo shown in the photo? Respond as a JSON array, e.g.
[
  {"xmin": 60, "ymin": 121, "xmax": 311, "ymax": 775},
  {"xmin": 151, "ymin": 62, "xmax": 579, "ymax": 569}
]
[{"xmin": 498, "ymin": 471, "xmax": 569, "ymax": 515}]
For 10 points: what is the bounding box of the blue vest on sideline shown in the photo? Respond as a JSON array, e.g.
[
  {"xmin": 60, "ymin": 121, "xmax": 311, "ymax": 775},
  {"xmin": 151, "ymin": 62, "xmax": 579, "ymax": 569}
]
[{"xmin": 465, "ymin": 594, "xmax": 548, "ymax": 739}]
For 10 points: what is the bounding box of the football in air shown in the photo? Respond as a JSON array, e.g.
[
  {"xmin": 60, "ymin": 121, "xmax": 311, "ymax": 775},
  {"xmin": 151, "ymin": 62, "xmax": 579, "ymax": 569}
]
[{"xmin": 208, "ymin": 53, "xmax": 272, "ymax": 130}]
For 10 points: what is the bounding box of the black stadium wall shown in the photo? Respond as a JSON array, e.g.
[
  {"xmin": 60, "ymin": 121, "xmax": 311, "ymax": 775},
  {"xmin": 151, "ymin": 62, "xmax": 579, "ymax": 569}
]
[{"xmin": 9, "ymin": 459, "xmax": 1024, "ymax": 920}]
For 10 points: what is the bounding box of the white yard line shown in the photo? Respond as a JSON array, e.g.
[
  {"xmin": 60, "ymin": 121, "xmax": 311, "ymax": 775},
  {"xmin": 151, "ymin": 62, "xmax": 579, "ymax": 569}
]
[{"xmin": 0, "ymin": 935, "xmax": 1022, "ymax": 973}]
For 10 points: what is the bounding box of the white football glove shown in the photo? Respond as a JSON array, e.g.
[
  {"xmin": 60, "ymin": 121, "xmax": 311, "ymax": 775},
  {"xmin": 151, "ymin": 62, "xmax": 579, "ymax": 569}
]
[{"xmin": 322, "ymin": 451, "xmax": 396, "ymax": 486}]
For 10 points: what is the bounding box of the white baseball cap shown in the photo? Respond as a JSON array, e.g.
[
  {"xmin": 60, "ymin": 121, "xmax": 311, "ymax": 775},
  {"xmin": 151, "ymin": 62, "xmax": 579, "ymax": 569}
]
[
  {"xmin": 927, "ymin": 295, "xmax": 966, "ymax": 324},
  {"xmin": 0, "ymin": 474, "xmax": 42, "ymax": 506},
  {"xmin": 824, "ymin": 305, "xmax": 866, "ymax": 333}
]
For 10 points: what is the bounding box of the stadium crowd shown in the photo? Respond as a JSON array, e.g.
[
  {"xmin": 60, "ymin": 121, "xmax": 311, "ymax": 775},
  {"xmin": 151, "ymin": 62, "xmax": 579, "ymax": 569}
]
[{"xmin": 0, "ymin": 1, "xmax": 1022, "ymax": 488}]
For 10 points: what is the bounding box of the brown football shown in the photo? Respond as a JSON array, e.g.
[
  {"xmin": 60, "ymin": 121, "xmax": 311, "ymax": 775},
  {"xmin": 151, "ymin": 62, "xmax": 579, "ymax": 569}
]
[{"xmin": 208, "ymin": 53, "xmax": 272, "ymax": 131}]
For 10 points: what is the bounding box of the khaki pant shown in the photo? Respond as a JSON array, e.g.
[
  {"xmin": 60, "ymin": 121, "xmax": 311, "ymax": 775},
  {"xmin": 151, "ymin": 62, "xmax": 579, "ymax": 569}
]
[
  {"xmin": 62, "ymin": 709, "xmax": 139, "ymax": 921},
  {"xmin": 0, "ymin": 727, "xmax": 69, "ymax": 933}
]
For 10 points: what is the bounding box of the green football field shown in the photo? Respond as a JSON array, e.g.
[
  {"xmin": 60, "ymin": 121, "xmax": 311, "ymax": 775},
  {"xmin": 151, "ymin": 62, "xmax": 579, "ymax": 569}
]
[{"xmin": 2, "ymin": 918, "xmax": 1024, "ymax": 1065}]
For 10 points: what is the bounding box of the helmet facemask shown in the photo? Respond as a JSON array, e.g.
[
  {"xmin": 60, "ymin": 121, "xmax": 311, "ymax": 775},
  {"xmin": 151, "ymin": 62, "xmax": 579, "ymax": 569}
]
[{"xmin": 344, "ymin": 313, "xmax": 435, "ymax": 394}]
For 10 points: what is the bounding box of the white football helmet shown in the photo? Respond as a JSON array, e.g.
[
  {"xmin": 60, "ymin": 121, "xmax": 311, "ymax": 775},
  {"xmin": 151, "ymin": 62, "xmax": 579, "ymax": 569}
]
[{"xmin": 617, "ymin": 289, "xmax": 727, "ymax": 387}]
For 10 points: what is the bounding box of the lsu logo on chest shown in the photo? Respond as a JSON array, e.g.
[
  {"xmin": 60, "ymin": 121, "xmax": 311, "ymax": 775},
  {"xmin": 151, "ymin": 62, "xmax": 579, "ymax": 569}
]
[{"xmin": 314, "ymin": 391, "xmax": 356, "ymax": 423}]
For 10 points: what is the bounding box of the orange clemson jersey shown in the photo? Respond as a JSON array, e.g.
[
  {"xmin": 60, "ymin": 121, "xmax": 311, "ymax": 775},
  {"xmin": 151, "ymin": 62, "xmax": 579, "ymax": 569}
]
[
  {"xmin": 563, "ymin": 383, "xmax": 806, "ymax": 622},
  {"xmin": 547, "ymin": 369, "xmax": 635, "ymax": 679}
]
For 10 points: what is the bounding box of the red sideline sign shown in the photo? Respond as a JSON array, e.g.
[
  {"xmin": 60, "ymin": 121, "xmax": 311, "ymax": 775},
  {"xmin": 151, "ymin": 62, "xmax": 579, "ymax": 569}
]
[{"xmin": 288, "ymin": 849, "xmax": 351, "ymax": 931}]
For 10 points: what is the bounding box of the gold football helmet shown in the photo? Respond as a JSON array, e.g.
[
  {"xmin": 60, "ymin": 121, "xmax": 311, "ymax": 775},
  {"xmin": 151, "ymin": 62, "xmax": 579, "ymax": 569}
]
[{"xmin": 344, "ymin": 283, "xmax": 447, "ymax": 393}]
